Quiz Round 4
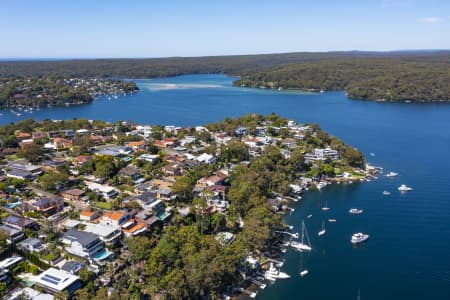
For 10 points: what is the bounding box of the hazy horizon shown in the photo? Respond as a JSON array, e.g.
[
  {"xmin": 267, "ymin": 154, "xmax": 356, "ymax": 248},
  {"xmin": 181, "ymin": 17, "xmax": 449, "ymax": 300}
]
[{"xmin": 1, "ymin": 0, "xmax": 449, "ymax": 58}]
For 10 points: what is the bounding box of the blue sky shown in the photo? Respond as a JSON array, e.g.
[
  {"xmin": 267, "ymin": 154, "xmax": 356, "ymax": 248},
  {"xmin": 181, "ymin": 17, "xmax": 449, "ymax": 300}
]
[{"xmin": 1, "ymin": 0, "xmax": 449, "ymax": 58}]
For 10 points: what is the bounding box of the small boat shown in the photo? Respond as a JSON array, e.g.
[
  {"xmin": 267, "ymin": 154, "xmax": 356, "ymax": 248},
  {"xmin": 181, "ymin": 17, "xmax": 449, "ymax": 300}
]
[
  {"xmin": 317, "ymin": 181, "xmax": 328, "ymax": 190},
  {"xmin": 291, "ymin": 220, "xmax": 312, "ymax": 252},
  {"xmin": 351, "ymin": 233, "xmax": 369, "ymax": 244},
  {"xmin": 398, "ymin": 184, "xmax": 413, "ymax": 191},
  {"xmin": 300, "ymin": 270, "xmax": 309, "ymax": 277},
  {"xmin": 349, "ymin": 208, "xmax": 364, "ymax": 215},
  {"xmin": 382, "ymin": 190, "xmax": 391, "ymax": 195},
  {"xmin": 264, "ymin": 263, "xmax": 290, "ymax": 280},
  {"xmin": 299, "ymin": 251, "xmax": 309, "ymax": 278},
  {"xmin": 318, "ymin": 221, "xmax": 326, "ymax": 237},
  {"xmin": 321, "ymin": 200, "xmax": 330, "ymax": 211},
  {"xmin": 307, "ymin": 214, "xmax": 312, "ymax": 219},
  {"xmin": 328, "ymin": 218, "xmax": 337, "ymax": 223},
  {"xmin": 386, "ymin": 171, "xmax": 398, "ymax": 177},
  {"xmin": 370, "ymin": 152, "xmax": 375, "ymax": 157}
]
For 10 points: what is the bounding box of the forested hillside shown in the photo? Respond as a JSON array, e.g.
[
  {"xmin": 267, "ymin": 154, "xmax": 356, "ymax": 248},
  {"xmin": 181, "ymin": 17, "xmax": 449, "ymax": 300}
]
[{"xmin": 234, "ymin": 55, "xmax": 450, "ymax": 102}]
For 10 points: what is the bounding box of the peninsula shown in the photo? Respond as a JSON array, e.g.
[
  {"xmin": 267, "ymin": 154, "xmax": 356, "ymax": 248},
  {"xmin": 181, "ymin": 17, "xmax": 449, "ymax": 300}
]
[
  {"xmin": 0, "ymin": 114, "xmax": 368, "ymax": 299},
  {"xmin": 0, "ymin": 77, "xmax": 138, "ymax": 108}
]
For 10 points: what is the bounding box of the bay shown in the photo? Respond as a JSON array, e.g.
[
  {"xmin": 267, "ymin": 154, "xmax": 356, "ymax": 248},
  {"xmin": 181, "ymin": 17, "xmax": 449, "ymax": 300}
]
[{"xmin": 2, "ymin": 74, "xmax": 450, "ymax": 299}]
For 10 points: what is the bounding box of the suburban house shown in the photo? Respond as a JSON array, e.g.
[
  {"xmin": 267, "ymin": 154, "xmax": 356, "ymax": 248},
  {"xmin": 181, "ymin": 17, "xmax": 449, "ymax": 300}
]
[
  {"xmin": 61, "ymin": 189, "xmax": 86, "ymax": 202},
  {"xmin": 137, "ymin": 153, "xmax": 159, "ymax": 164},
  {"xmin": 18, "ymin": 237, "xmax": 46, "ymax": 253},
  {"xmin": 85, "ymin": 182, "xmax": 119, "ymax": 199},
  {"xmin": 100, "ymin": 211, "xmax": 130, "ymax": 228},
  {"xmin": 0, "ymin": 224, "xmax": 25, "ymax": 243},
  {"xmin": 121, "ymin": 219, "xmax": 147, "ymax": 237},
  {"xmin": 83, "ymin": 223, "xmax": 122, "ymax": 244},
  {"xmin": 29, "ymin": 197, "xmax": 64, "ymax": 216},
  {"xmin": 44, "ymin": 138, "xmax": 73, "ymax": 150},
  {"xmin": 32, "ymin": 267, "xmax": 81, "ymax": 296},
  {"xmin": 80, "ymin": 210, "xmax": 101, "ymax": 222},
  {"xmin": 3, "ymin": 215, "xmax": 38, "ymax": 231},
  {"xmin": 62, "ymin": 230, "xmax": 110, "ymax": 261},
  {"xmin": 119, "ymin": 165, "xmax": 143, "ymax": 183},
  {"xmin": 196, "ymin": 153, "xmax": 216, "ymax": 164}
]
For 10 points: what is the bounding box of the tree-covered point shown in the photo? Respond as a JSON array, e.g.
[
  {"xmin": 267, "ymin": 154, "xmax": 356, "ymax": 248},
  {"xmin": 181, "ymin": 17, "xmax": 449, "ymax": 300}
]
[
  {"xmin": 234, "ymin": 55, "xmax": 450, "ymax": 102},
  {"xmin": 0, "ymin": 77, "xmax": 138, "ymax": 108}
]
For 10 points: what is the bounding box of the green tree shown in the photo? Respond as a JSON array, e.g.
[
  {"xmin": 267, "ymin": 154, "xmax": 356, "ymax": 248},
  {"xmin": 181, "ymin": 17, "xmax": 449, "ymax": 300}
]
[
  {"xmin": 125, "ymin": 236, "xmax": 151, "ymax": 262},
  {"xmin": 17, "ymin": 143, "xmax": 45, "ymax": 163}
]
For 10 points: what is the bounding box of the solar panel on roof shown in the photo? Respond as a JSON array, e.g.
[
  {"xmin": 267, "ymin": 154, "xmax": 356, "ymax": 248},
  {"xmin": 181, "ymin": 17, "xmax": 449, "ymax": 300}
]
[
  {"xmin": 44, "ymin": 274, "xmax": 61, "ymax": 281},
  {"xmin": 41, "ymin": 275, "xmax": 60, "ymax": 285}
]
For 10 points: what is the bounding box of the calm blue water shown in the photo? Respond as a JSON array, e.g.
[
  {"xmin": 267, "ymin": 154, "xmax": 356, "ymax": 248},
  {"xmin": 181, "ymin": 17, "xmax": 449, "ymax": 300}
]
[{"xmin": 2, "ymin": 74, "xmax": 450, "ymax": 299}]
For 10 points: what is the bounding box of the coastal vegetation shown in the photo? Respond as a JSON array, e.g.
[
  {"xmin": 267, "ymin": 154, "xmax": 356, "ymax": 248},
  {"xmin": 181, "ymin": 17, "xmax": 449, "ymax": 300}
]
[{"xmin": 234, "ymin": 56, "xmax": 450, "ymax": 102}]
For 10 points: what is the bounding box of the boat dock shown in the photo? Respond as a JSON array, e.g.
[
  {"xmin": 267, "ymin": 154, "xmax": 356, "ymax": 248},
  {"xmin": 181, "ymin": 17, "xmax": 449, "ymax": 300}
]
[{"xmin": 249, "ymin": 278, "xmax": 267, "ymax": 289}]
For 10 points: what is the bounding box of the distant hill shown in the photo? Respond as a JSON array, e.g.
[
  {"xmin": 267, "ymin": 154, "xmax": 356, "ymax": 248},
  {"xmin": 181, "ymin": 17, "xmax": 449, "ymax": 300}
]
[{"xmin": 1, "ymin": 50, "xmax": 450, "ymax": 102}]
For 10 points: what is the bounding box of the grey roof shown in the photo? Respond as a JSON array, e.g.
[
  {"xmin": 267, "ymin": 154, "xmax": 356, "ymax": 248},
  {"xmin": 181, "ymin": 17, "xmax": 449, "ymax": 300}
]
[
  {"xmin": 19, "ymin": 237, "xmax": 42, "ymax": 248},
  {"xmin": 0, "ymin": 224, "xmax": 22, "ymax": 236},
  {"xmin": 63, "ymin": 230, "xmax": 99, "ymax": 247},
  {"xmin": 119, "ymin": 166, "xmax": 140, "ymax": 176},
  {"xmin": 6, "ymin": 169, "xmax": 33, "ymax": 178},
  {"xmin": 61, "ymin": 261, "xmax": 85, "ymax": 274},
  {"xmin": 3, "ymin": 215, "xmax": 36, "ymax": 229}
]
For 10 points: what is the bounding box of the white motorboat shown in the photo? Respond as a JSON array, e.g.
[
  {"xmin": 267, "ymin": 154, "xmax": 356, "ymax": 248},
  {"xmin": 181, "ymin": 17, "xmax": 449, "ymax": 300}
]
[
  {"xmin": 386, "ymin": 171, "xmax": 398, "ymax": 177},
  {"xmin": 351, "ymin": 232, "xmax": 369, "ymax": 244},
  {"xmin": 318, "ymin": 221, "xmax": 326, "ymax": 237},
  {"xmin": 382, "ymin": 190, "xmax": 391, "ymax": 195},
  {"xmin": 316, "ymin": 181, "xmax": 328, "ymax": 190},
  {"xmin": 264, "ymin": 263, "xmax": 290, "ymax": 280},
  {"xmin": 349, "ymin": 208, "xmax": 363, "ymax": 215},
  {"xmin": 300, "ymin": 270, "xmax": 310, "ymax": 277},
  {"xmin": 291, "ymin": 220, "xmax": 312, "ymax": 252},
  {"xmin": 307, "ymin": 214, "xmax": 313, "ymax": 219},
  {"xmin": 328, "ymin": 218, "xmax": 337, "ymax": 223},
  {"xmin": 398, "ymin": 184, "xmax": 413, "ymax": 191}
]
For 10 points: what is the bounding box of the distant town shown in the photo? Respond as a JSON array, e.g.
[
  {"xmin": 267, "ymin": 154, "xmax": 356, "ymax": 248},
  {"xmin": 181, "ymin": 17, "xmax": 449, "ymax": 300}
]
[
  {"xmin": 0, "ymin": 114, "xmax": 371, "ymax": 299},
  {"xmin": 0, "ymin": 77, "xmax": 138, "ymax": 109}
]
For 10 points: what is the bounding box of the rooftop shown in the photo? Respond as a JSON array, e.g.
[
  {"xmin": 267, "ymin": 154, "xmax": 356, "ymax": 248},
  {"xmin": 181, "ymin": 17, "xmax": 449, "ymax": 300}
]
[{"xmin": 33, "ymin": 268, "xmax": 79, "ymax": 292}]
